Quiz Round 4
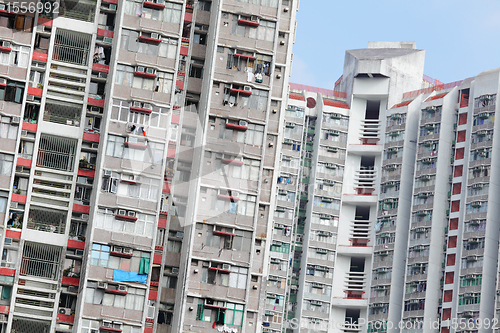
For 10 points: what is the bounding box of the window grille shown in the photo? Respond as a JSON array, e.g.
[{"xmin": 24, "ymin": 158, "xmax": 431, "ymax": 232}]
[
  {"xmin": 27, "ymin": 206, "xmax": 67, "ymax": 234},
  {"xmin": 37, "ymin": 134, "xmax": 77, "ymax": 171},
  {"xmin": 11, "ymin": 317, "xmax": 51, "ymax": 333},
  {"xmin": 20, "ymin": 242, "xmax": 62, "ymax": 280},
  {"xmin": 53, "ymin": 29, "xmax": 92, "ymax": 65}
]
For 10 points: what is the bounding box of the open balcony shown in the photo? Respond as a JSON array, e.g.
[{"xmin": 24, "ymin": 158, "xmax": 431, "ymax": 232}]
[
  {"xmin": 359, "ymin": 120, "xmax": 381, "ymax": 145},
  {"xmin": 27, "ymin": 206, "xmax": 67, "ymax": 234}
]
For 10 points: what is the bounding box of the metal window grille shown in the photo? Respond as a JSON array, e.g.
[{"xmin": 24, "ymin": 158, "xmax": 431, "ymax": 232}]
[
  {"xmin": 20, "ymin": 242, "xmax": 62, "ymax": 280},
  {"xmin": 59, "ymin": 0, "xmax": 97, "ymax": 22},
  {"xmin": 53, "ymin": 29, "xmax": 92, "ymax": 66},
  {"xmin": 11, "ymin": 317, "xmax": 51, "ymax": 333},
  {"xmin": 37, "ymin": 134, "xmax": 77, "ymax": 171},
  {"xmin": 43, "ymin": 100, "xmax": 83, "ymax": 126},
  {"xmin": 27, "ymin": 206, "xmax": 67, "ymax": 234}
]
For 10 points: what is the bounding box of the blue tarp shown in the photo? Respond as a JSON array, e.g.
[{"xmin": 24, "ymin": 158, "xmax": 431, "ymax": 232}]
[{"xmin": 113, "ymin": 269, "xmax": 147, "ymax": 284}]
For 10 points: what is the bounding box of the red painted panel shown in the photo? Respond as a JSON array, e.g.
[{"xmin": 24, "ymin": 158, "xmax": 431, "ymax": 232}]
[
  {"xmin": 87, "ymin": 98, "xmax": 105, "ymax": 107},
  {"xmin": 457, "ymin": 130, "xmax": 466, "ymax": 142},
  {"xmin": 171, "ymin": 114, "xmax": 180, "ymax": 124},
  {"xmin": 16, "ymin": 158, "xmax": 32, "ymax": 167},
  {"xmin": 0, "ymin": 305, "xmax": 9, "ymax": 314},
  {"xmin": 153, "ymin": 253, "xmax": 162, "ymax": 265},
  {"xmin": 443, "ymin": 290, "xmax": 453, "ymax": 302},
  {"xmin": 449, "ymin": 218, "xmax": 459, "ymax": 230},
  {"xmin": 67, "ymin": 239, "xmax": 85, "ymax": 250},
  {"xmin": 180, "ymin": 46, "xmax": 189, "ymax": 56},
  {"xmin": 451, "ymin": 200, "xmax": 460, "ymax": 213},
  {"xmin": 134, "ymin": 71, "xmax": 157, "ymax": 79},
  {"xmin": 167, "ymin": 148, "xmax": 176, "ymax": 158},
  {"xmin": 184, "ymin": 12, "xmax": 193, "ymax": 22},
  {"xmin": 448, "ymin": 236, "xmax": 457, "ymax": 248},
  {"xmin": 22, "ymin": 122, "xmax": 37, "ymax": 132},
  {"xmin": 78, "ymin": 169, "xmax": 95, "ymax": 178},
  {"xmin": 458, "ymin": 113, "xmax": 467, "ymax": 125},
  {"xmin": 452, "ymin": 183, "xmax": 461, "ymax": 195},
  {"xmin": 289, "ymin": 93, "xmax": 305, "ymax": 101},
  {"xmin": 162, "ymin": 182, "xmax": 171, "ymax": 194},
  {"xmin": 82, "ymin": 132, "xmax": 100, "ymax": 143},
  {"xmin": 445, "ymin": 272, "xmax": 454, "ymax": 284},
  {"xmin": 176, "ymin": 80, "xmax": 184, "ymax": 90},
  {"xmin": 446, "ymin": 254, "xmax": 455, "ymax": 266},
  {"xmin": 455, "ymin": 148, "xmax": 464, "ymax": 160},
  {"xmin": 27, "ymin": 87, "xmax": 43, "ymax": 97},
  {"xmin": 73, "ymin": 204, "xmax": 90, "ymax": 214},
  {"xmin": 62, "ymin": 276, "xmax": 80, "ymax": 286},
  {"xmin": 97, "ymin": 28, "xmax": 114, "ymax": 38},
  {"xmin": 0, "ymin": 267, "xmax": 15, "ymax": 276},
  {"xmin": 323, "ymin": 99, "xmax": 349, "ymax": 109},
  {"xmin": 102, "ymin": 0, "xmax": 118, "ymax": 3},
  {"xmin": 11, "ymin": 194, "xmax": 26, "ymax": 203},
  {"xmin": 158, "ymin": 218, "xmax": 167, "ymax": 229},
  {"xmin": 138, "ymin": 36, "xmax": 161, "ymax": 44},
  {"xmin": 148, "ymin": 290, "xmax": 158, "ymax": 300},
  {"xmin": 143, "ymin": 1, "xmax": 165, "ymax": 9},
  {"xmin": 57, "ymin": 313, "xmax": 75, "ymax": 323},
  {"xmin": 32, "ymin": 52, "xmax": 48, "ymax": 62},
  {"xmin": 0, "ymin": 46, "xmax": 11, "ymax": 53},
  {"xmin": 92, "ymin": 63, "xmax": 110, "ymax": 73},
  {"xmin": 442, "ymin": 308, "xmax": 451, "ymax": 320},
  {"xmin": 5, "ymin": 230, "xmax": 21, "ymax": 240},
  {"xmin": 144, "ymin": 328, "xmax": 153, "ymax": 333},
  {"xmin": 37, "ymin": 17, "xmax": 53, "ymax": 27},
  {"xmin": 453, "ymin": 165, "xmax": 463, "ymax": 177}
]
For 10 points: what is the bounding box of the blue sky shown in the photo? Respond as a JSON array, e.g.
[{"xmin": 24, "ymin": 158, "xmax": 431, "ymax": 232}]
[{"xmin": 290, "ymin": 0, "xmax": 500, "ymax": 90}]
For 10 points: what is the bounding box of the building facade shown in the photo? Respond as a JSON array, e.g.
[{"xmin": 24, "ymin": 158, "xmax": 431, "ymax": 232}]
[{"xmin": 0, "ymin": 0, "xmax": 298, "ymax": 332}]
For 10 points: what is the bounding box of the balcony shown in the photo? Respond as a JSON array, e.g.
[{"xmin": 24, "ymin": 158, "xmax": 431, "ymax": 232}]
[
  {"xmin": 360, "ymin": 120, "xmax": 381, "ymax": 144},
  {"xmin": 27, "ymin": 207, "xmax": 67, "ymax": 234},
  {"xmin": 350, "ymin": 220, "xmax": 370, "ymax": 243},
  {"xmin": 20, "ymin": 242, "xmax": 62, "ymax": 280}
]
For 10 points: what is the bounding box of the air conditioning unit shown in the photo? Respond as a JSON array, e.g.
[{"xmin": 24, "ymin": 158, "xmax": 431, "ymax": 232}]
[
  {"xmin": 239, "ymin": 120, "xmax": 248, "ymax": 126},
  {"xmin": 68, "ymin": 285, "xmax": 79, "ymax": 293},
  {"xmin": 122, "ymin": 248, "xmax": 133, "ymax": 255},
  {"xmin": 151, "ymin": 33, "xmax": 159, "ymax": 39},
  {"xmin": 280, "ymin": 40, "xmax": 285, "ymax": 45},
  {"xmin": 311, "ymin": 300, "xmax": 322, "ymax": 306},
  {"xmin": 113, "ymin": 246, "xmax": 123, "ymax": 253},
  {"xmin": 284, "ymin": 6, "xmax": 289, "ymax": 12},
  {"xmin": 118, "ymin": 285, "xmax": 127, "ymax": 292},
  {"xmin": 145, "ymin": 68, "xmax": 155, "ymax": 74},
  {"xmin": 137, "ymin": 66, "xmax": 145, "ymax": 73},
  {"xmin": 133, "ymin": 101, "xmax": 142, "ymax": 108},
  {"xmin": 11, "ymin": 116, "xmax": 19, "ymax": 125},
  {"xmin": 143, "ymin": 103, "xmax": 153, "ymax": 110},
  {"xmin": 75, "ymin": 249, "xmax": 84, "ymax": 256},
  {"xmin": 127, "ymin": 211, "xmax": 136, "ymax": 217},
  {"xmin": 103, "ymin": 37, "xmax": 113, "ymax": 44},
  {"xmin": 21, "ymin": 130, "xmax": 28, "ymax": 137},
  {"xmin": 118, "ymin": 209, "xmax": 127, "ymax": 216},
  {"xmin": 26, "ymin": 95, "xmax": 35, "ymax": 102},
  {"xmin": 283, "ymin": 139, "xmax": 293, "ymax": 144},
  {"xmin": 463, "ymin": 293, "xmax": 473, "ymax": 298},
  {"xmin": 4, "ymin": 238, "xmax": 11, "ymax": 245},
  {"xmin": 102, "ymin": 320, "xmax": 112, "ymax": 328},
  {"xmin": 90, "ymin": 106, "xmax": 101, "ymax": 112},
  {"xmin": 80, "ymin": 214, "xmax": 89, "ymax": 221},
  {"xmin": 103, "ymin": 169, "xmax": 112, "ymax": 177},
  {"xmin": 97, "ymin": 282, "xmax": 107, "ymax": 289},
  {"xmin": 222, "ymin": 264, "xmax": 231, "ymax": 270},
  {"xmin": 2, "ymin": 41, "xmax": 11, "ymax": 48},
  {"xmin": 230, "ymin": 191, "xmax": 239, "ymax": 198},
  {"xmin": 58, "ymin": 307, "xmax": 72, "ymax": 315},
  {"xmin": 0, "ymin": 78, "xmax": 6, "ymax": 85},
  {"xmin": 172, "ymin": 267, "xmax": 179, "ymax": 274},
  {"xmin": 91, "ymin": 143, "xmax": 99, "ymax": 149},
  {"xmin": 243, "ymin": 85, "xmax": 252, "ymax": 92},
  {"xmin": 98, "ymin": 72, "xmax": 108, "ymax": 79},
  {"xmin": 109, "ymin": 4, "xmax": 117, "ymax": 10},
  {"xmin": 0, "ymin": 4, "xmax": 5, "ymax": 10},
  {"xmin": 10, "ymin": 202, "xmax": 18, "ymax": 209}
]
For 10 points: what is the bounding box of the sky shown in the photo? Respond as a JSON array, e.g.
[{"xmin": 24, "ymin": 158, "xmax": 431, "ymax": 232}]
[{"xmin": 290, "ymin": 0, "xmax": 500, "ymax": 90}]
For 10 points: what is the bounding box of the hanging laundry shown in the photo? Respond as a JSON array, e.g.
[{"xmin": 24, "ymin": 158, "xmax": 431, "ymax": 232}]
[
  {"xmin": 136, "ymin": 4, "xmax": 142, "ymax": 16},
  {"xmin": 255, "ymin": 72, "xmax": 263, "ymax": 83},
  {"xmin": 263, "ymin": 62, "xmax": 270, "ymax": 75},
  {"xmin": 256, "ymin": 63, "xmax": 263, "ymax": 73},
  {"xmin": 247, "ymin": 71, "xmax": 254, "ymax": 82}
]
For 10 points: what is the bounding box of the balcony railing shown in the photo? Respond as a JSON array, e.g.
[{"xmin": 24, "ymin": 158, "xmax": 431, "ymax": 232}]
[
  {"xmin": 53, "ymin": 29, "xmax": 92, "ymax": 66},
  {"xmin": 58, "ymin": 0, "xmax": 97, "ymax": 23},
  {"xmin": 360, "ymin": 120, "xmax": 381, "ymax": 144},
  {"xmin": 37, "ymin": 134, "xmax": 77, "ymax": 172},
  {"xmin": 27, "ymin": 207, "xmax": 67, "ymax": 234},
  {"xmin": 345, "ymin": 272, "xmax": 366, "ymax": 298},
  {"xmin": 20, "ymin": 242, "xmax": 62, "ymax": 280}
]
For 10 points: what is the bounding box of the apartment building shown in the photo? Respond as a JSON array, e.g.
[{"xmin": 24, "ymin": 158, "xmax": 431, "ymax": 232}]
[
  {"xmin": 0, "ymin": 0, "xmax": 298, "ymax": 332},
  {"xmin": 269, "ymin": 42, "xmax": 500, "ymax": 333}
]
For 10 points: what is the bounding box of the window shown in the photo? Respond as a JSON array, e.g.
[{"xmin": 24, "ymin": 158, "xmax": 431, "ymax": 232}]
[
  {"xmin": 105, "ymin": 135, "xmax": 164, "ymax": 164},
  {"xmin": 0, "ymin": 191, "xmax": 7, "ymax": 213},
  {"xmin": 120, "ymin": 29, "xmax": 178, "ymax": 59},
  {"xmin": 0, "ymin": 43, "xmax": 30, "ymax": 68},
  {"xmin": 313, "ymin": 197, "xmax": 341, "ymax": 210},
  {"xmin": 167, "ymin": 240, "xmax": 182, "ymax": 253},
  {"xmin": 189, "ymin": 63, "xmax": 204, "ymax": 79},
  {"xmin": 0, "ymin": 81, "xmax": 24, "ymax": 104},
  {"xmin": 85, "ymin": 282, "xmax": 146, "ymax": 311},
  {"xmin": 198, "ymin": 0, "xmax": 211, "ymax": 10},
  {"xmin": 156, "ymin": 71, "xmax": 174, "ymax": 94},
  {"xmin": 0, "ymin": 154, "xmax": 13, "ymax": 177},
  {"xmin": 0, "ymin": 13, "xmax": 33, "ymax": 31},
  {"xmin": 95, "ymin": 208, "xmax": 155, "ymax": 237},
  {"xmin": 124, "ymin": 0, "xmax": 182, "ymax": 23},
  {"xmin": 236, "ymin": 123, "xmax": 264, "ymax": 146},
  {"xmin": 196, "ymin": 299, "xmax": 244, "ymax": 327},
  {"xmin": 231, "ymin": 15, "xmax": 275, "ymax": 42}
]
